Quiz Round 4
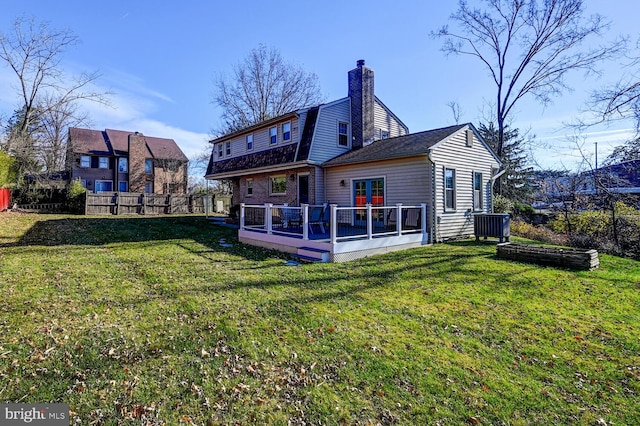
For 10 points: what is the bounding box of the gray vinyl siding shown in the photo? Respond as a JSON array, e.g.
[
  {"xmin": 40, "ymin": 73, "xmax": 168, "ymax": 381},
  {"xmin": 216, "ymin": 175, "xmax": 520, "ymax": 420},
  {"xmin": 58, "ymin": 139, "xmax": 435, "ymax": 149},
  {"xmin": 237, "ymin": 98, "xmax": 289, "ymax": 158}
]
[
  {"xmin": 429, "ymin": 128, "xmax": 500, "ymax": 241},
  {"xmin": 373, "ymin": 99, "xmax": 409, "ymax": 140},
  {"xmin": 314, "ymin": 166, "xmax": 325, "ymax": 204},
  {"xmin": 308, "ymin": 98, "xmax": 351, "ymax": 163},
  {"xmin": 214, "ymin": 116, "xmax": 301, "ymax": 160},
  {"xmin": 325, "ymin": 157, "xmax": 431, "ymax": 207}
]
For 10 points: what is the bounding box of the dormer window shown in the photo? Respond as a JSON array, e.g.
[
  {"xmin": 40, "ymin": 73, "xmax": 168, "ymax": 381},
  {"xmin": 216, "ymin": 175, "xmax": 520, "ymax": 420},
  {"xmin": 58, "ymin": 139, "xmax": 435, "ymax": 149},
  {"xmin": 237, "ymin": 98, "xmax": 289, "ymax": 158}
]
[
  {"xmin": 282, "ymin": 122, "xmax": 291, "ymax": 141},
  {"xmin": 80, "ymin": 155, "xmax": 90, "ymax": 168},
  {"xmin": 225, "ymin": 141, "xmax": 231, "ymax": 156},
  {"xmin": 217, "ymin": 143, "xmax": 223, "ymax": 158},
  {"xmin": 246, "ymin": 134, "xmax": 253, "ymax": 151},
  {"xmin": 269, "ymin": 126, "xmax": 277, "ymax": 145}
]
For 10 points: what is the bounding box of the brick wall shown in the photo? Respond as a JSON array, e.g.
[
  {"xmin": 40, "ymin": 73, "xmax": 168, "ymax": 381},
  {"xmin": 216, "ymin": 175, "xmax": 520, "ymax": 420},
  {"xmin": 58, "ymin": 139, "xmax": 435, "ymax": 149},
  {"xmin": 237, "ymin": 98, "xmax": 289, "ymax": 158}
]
[{"xmin": 128, "ymin": 133, "xmax": 147, "ymax": 192}]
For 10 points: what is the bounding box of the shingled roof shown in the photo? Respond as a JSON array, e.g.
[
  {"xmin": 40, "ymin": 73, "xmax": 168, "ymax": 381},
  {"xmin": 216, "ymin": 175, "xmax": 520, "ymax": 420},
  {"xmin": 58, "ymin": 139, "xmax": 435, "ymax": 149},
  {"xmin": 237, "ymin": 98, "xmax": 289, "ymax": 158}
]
[
  {"xmin": 322, "ymin": 123, "xmax": 468, "ymax": 167},
  {"xmin": 68, "ymin": 127, "xmax": 188, "ymax": 162}
]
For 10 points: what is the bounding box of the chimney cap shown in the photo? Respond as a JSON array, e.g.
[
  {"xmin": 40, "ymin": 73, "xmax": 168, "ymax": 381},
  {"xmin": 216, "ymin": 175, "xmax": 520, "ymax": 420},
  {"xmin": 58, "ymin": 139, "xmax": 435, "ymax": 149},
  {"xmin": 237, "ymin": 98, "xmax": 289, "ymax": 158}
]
[{"xmin": 357, "ymin": 59, "xmax": 365, "ymax": 67}]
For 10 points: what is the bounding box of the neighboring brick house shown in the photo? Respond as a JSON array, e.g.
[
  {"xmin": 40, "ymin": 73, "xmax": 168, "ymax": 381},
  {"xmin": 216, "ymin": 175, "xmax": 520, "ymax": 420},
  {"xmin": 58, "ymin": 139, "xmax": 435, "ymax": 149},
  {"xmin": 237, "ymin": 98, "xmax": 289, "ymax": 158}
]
[{"xmin": 66, "ymin": 128, "xmax": 188, "ymax": 194}]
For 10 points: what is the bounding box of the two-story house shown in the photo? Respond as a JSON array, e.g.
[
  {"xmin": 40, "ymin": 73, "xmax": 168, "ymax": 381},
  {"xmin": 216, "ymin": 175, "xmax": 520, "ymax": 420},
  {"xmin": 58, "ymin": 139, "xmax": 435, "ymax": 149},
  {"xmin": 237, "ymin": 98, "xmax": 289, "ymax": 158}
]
[
  {"xmin": 205, "ymin": 61, "xmax": 502, "ymax": 260},
  {"xmin": 66, "ymin": 128, "xmax": 189, "ymax": 194},
  {"xmin": 206, "ymin": 60, "xmax": 409, "ymax": 207}
]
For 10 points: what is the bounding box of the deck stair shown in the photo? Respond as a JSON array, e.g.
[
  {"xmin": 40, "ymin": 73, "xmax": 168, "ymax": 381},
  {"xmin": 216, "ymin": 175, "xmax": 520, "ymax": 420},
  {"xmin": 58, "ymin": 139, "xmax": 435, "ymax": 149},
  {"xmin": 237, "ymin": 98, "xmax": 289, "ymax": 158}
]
[{"xmin": 293, "ymin": 246, "xmax": 330, "ymax": 263}]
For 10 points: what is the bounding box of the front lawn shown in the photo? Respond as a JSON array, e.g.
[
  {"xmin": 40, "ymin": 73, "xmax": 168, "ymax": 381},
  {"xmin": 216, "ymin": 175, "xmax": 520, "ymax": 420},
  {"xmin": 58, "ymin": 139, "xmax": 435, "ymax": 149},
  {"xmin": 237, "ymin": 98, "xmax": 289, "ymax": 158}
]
[{"xmin": 0, "ymin": 213, "xmax": 638, "ymax": 424}]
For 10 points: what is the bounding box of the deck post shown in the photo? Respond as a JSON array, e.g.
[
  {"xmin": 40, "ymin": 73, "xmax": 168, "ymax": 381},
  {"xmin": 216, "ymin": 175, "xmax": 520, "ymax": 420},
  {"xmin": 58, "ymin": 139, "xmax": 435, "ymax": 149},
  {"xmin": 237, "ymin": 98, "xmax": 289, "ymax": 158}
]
[
  {"xmin": 240, "ymin": 203, "xmax": 245, "ymax": 230},
  {"xmin": 266, "ymin": 203, "xmax": 273, "ymax": 234},
  {"xmin": 396, "ymin": 203, "xmax": 403, "ymax": 235},
  {"xmin": 367, "ymin": 203, "xmax": 373, "ymax": 240},
  {"xmin": 302, "ymin": 204, "xmax": 309, "ymax": 240},
  {"xmin": 330, "ymin": 204, "xmax": 338, "ymax": 244},
  {"xmin": 421, "ymin": 203, "xmax": 428, "ymax": 236}
]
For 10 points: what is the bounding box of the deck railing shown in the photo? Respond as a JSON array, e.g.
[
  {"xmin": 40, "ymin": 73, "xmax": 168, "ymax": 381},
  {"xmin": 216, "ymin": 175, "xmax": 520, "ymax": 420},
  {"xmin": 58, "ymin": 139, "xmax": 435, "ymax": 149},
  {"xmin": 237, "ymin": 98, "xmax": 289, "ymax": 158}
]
[{"xmin": 240, "ymin": 203, "xmax": 428, "ymax": 242}]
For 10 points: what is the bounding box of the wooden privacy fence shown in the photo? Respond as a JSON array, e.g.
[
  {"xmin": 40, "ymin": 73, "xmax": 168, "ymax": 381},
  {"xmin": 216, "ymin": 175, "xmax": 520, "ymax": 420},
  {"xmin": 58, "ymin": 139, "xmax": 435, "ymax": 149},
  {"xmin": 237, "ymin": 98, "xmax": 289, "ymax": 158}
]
[{"xmin": 85, "ymin": 192, "xmax": 212, "ymax": 215}]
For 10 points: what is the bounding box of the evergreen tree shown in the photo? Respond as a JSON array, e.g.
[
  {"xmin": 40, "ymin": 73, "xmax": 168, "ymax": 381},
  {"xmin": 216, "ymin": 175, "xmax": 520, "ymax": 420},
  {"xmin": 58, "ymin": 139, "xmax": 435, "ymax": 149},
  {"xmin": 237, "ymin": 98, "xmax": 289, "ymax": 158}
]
[{"xmin": 478, "ymin": 122, "xmax": 534, "ymax": 202}]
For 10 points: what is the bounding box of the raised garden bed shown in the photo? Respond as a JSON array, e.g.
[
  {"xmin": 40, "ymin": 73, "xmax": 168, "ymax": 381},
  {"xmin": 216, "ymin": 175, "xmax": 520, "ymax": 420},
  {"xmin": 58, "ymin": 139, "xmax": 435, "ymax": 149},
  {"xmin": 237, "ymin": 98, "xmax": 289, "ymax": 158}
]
[{"xmin": 496, "ymin": 243, "xmax": 599, "ymax": 270}]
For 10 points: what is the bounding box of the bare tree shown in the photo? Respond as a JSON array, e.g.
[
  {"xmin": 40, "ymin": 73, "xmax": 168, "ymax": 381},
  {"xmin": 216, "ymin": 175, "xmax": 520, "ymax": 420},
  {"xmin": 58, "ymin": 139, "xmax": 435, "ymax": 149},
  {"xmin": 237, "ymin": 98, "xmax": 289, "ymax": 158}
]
[
  {"xmin": 447, "ymin": 100, "xmax": 463, "ymax": 124},
  {"xmin": 589, "ymin": 37, "xmax": 640, "ymax": 125},
  {"xmin": 434, "ymin": 0, "xmax": 625, "ymax": 160},
  {"xmin": 0, "ymin": 16, "xmax": 109, "ymax": 181},
  {"xmin": 212, "ymin": 45, "xmax": 324, "ymax": 135}
]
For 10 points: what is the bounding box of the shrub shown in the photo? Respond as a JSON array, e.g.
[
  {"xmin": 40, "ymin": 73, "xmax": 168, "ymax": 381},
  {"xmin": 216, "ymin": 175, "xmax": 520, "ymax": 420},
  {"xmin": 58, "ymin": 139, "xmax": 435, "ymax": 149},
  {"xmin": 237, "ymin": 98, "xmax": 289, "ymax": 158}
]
[
  {"xmin": 65, "ymin": 180, "xmax": 86, "ymax": 214},
  {"xmin": 511, "ymin": 220, "xmax": 567, "ymax": 246},
  {"xmin": 493, "ymin": 195, "xmax": 513, "ymax": 214}
]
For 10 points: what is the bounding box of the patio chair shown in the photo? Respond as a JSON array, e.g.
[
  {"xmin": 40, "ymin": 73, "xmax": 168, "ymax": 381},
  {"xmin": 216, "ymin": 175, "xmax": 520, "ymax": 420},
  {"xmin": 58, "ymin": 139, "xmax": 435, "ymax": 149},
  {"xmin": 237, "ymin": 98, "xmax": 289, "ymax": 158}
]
[
  {"xmin": 308, "ymin": 206, "xmax": 325, "ymax": 234},
  {"xmin": 404, "ymin": 209, "xmax": 420, "ymax": 229}
]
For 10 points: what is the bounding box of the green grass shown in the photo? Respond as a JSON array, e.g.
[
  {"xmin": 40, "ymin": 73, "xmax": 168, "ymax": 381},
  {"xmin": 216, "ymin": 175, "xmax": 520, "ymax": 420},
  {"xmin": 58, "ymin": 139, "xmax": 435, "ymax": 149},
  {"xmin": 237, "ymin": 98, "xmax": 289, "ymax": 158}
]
[{"xmin": 0, "ymin": 213, "xmax": 639, "ymax": 425}]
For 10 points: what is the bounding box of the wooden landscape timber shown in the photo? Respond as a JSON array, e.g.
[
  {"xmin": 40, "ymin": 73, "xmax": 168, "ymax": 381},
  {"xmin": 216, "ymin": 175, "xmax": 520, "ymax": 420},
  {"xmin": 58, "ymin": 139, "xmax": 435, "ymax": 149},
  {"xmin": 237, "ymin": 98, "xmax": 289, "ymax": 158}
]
[{"xmin": 497, "ymin": 242, "xmax": 599, "ymax": 270}]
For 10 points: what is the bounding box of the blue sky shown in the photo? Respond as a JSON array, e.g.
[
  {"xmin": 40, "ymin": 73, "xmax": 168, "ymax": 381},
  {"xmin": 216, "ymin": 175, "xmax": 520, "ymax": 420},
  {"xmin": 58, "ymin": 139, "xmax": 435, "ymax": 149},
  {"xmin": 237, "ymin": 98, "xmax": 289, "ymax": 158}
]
[{"xmin": 0, "ymin": 0, "xmax": 637, "ymax": 172}]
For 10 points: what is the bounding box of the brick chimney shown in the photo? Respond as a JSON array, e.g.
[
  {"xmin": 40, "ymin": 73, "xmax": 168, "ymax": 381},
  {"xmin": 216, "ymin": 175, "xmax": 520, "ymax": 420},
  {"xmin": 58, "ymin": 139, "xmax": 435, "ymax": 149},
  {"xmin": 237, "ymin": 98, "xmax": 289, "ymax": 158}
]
[
  {"xmin": 348, "ymin": 59, "xmax": 375, "ymax": 149},
  {"xmin": 128, "ymin": 132, "xmax": 146, "ymax": 193}
]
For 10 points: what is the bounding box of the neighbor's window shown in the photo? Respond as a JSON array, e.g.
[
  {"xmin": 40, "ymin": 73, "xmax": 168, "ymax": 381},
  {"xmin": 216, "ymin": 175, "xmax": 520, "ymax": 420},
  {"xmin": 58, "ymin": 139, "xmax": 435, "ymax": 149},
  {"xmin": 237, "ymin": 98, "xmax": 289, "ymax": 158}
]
[
  {"xmin": 118, "ymin": 181, "xmax": 128, "ymax": 192},
  {"xmin": 473, "ymin": 172, "xmax": 483, "ymax": 211},
  {"xmin": 445, "ymin": 168, "xmax": 456, "ymax": 211},
  {"xmin": 282, "ymin": 122, "xmax": 291, "ymax": 141},
  {"xmin": 118, "ymin": 157, "xmax": 128, "ymax": 172},
  {"xmin": 225, "ymin": 141, "xmax": 231, "ymax": 156},
  {"xmin": 80, "ymin": 155, "xmax": 91, "ymax": 168},
  {"xmin": 246, "ymin": 179, "xmax": 253, "ymax": 196},
  {"xmin": 145, "ymin": 182, "xmax": 153, "ymax": 194},
  {"xmin": 145, "ymin": 159, "xmax": 153, "ymax": 174},
  {"xmin": 99, "ymin": 157, "xmax": 109, "ymax": 169},
  {"xmin": 338, "ymin": 122, "xmax": 348, "ymax": 146},
  {"xmin": 269, "ymin": 126, "xmax": 277, "ymax": 144},
  {"xmin": 270, "ymin": 176, "xmax": 286, "ymax": 195},
  {"xmin": 217, "ymin": 143, "xmax": 223, "ymax": 158},
  {"xmin": 381, "ymin": 130, "xmax": 389, "ymax": 139},
  {"xmin": 246, "ymin": 134, "xmax": 253, "ymax": 151}
]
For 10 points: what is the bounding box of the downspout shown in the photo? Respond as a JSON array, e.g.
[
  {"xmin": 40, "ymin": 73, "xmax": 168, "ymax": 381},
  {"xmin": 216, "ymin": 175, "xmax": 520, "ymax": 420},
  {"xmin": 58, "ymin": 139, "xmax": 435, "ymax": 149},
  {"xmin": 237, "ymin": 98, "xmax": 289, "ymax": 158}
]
[
  {"xmin": 427, "ymin": 150, "xmax": 437, "ymax": 244},
  {"xmin": 489, "ymin": 168, "xmax": 506, "ymax": 213}
]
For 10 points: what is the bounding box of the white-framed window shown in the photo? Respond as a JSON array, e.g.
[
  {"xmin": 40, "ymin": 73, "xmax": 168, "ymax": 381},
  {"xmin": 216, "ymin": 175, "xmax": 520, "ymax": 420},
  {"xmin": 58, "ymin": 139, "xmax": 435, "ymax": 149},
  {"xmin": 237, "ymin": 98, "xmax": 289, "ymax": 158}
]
[
  {"xmin": 270, "ymin": 175, "xmax": 286, "ymax": 195},
  {"xmin": 80, "ymin": 155, "xmax": 91, "ymax": 168},
  {"xmin": 99, "ymin": 157, "xmax": 109, "ymax": 169},
  {"xmin": 145, "ymin": 182, "xmax": 153, "ymax": 194},
  {"xmin": 95, "ymin": 180, "xmax": 113, "ymax": 193},
  {"xmin": 246, "ymin": 134, "xmax": 253, "ymax": 151},
  {"xmin": 118, "ymin": 181, "xmax": 128, "ymax": 192},
  {"xmin": 473, "ymin": 172, "xmax": 483, "ymax": 211},
  {"xmin": 282, "ymin": 122, "xmax": 291, "ymax": 141},
  {"xmin": 338, "ymin": 121, "xmax": 348, "ymax": 146},
  {"xmin": 381, "ymin": 130, "xmax": 389, "ymax": 139},
  {"xmin": 246, "ymin": 178, "xmax": 253, "ymax": 196},
  {"xmin": 269, "ymin": 126, "xmax": 277, "ymax": 145},
  {"xmin": 225, "ymin": 141, "xmax": 231, "ymax": 156},
  {"xmin": 445, "ymin": 168, "xmax": 456, "ymax": 211},
  {"xmin": 217, "ymin": 143, "xmax": 223, "ymax": 158},
  {"xmin": 118, "ymin": 157, "xmax": 128, "ymax": 172},
  {"xmin": 145, "ymin": 159, "xmax": 153, "ymax": 174}
]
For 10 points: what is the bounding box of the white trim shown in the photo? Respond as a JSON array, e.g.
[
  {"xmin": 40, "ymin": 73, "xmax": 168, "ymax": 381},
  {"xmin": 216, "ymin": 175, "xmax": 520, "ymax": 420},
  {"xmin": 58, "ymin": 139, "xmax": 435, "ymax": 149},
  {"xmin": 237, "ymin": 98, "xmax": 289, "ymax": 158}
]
[{"xmin": 337, "ymin": 120, "xmax": 350, "ymax": 147}]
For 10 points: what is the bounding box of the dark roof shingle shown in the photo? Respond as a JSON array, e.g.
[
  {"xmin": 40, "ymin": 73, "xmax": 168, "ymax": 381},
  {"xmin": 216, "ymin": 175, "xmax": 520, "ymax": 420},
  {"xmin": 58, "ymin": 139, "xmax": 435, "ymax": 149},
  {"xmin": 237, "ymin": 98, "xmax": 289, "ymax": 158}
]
[{"xmin": 69, "ymin": 127, "xmax": 188, "ymax": 162}]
